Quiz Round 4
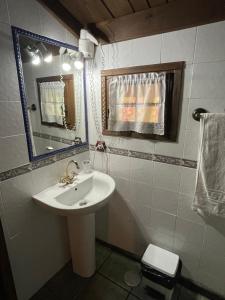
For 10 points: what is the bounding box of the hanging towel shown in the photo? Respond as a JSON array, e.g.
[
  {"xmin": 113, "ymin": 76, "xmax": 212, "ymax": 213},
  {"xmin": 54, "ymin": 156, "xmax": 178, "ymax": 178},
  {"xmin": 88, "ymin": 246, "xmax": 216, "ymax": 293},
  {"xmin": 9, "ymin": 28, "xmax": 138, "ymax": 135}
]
[{"xmin": 193, "ymin": 113, "xmax": 225, "ymax": 217}]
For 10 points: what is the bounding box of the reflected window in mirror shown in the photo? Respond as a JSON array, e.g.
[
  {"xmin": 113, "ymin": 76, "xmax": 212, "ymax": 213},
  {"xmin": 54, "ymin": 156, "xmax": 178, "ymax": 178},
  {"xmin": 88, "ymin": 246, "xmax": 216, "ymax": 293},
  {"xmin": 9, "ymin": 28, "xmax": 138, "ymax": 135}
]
[
  {"xmin": 36, "ymin": 75, "xmax": 76, "ymax": 130},
  {"xmin": 12, "ymin": 27, "xmax": 88, "ymax": 161}
]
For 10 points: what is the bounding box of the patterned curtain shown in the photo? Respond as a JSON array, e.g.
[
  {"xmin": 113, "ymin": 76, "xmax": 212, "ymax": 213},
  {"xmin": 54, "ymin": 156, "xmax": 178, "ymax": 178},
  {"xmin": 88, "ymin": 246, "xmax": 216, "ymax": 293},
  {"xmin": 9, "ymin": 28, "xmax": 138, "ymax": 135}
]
[
  {"xmin": 108, "ymin": 72, "xmax": 166, "ymax": 135},
  {"xmin": 40, "ymin": 81, "xmax": 65, "ymax": 125}
]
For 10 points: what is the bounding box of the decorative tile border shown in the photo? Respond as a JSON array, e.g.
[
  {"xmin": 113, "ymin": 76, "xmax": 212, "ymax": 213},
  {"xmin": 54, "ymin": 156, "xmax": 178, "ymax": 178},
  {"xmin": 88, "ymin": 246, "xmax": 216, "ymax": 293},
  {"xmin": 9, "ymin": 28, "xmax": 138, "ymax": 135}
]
[
  {"xmin": 33, "ymin": 131, "xmax": 82, "ymax": 146},
  {"xmin": 90, "ymin": 144, "xmax": 197, "ymax": 169},
  {"xmin": 0, "ymin": 143, "xmax": 197, "ymax": 182},
  {"xmin": 0, "ymin": 145, "xmax": 89, "ymax": 182}
]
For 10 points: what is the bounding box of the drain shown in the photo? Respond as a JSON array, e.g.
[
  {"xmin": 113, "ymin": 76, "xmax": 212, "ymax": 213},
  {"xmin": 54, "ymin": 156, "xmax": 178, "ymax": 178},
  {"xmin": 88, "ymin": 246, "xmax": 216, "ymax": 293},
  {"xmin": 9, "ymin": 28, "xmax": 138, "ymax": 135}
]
[{"xmin": 79, "ymin": 200, "xmax": 87, "ymax": 206}]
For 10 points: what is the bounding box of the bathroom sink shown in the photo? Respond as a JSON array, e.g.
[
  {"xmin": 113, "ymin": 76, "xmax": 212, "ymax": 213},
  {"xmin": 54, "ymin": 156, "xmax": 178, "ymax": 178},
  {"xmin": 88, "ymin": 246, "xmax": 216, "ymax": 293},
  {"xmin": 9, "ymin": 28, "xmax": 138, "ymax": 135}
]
[
  {"xmin": 33, "ymin": 170, "xmax": 115, "ymax": 278},
  {"xmin": 33, "ymin": 170, "xmax": 115, "ymax": 216}
]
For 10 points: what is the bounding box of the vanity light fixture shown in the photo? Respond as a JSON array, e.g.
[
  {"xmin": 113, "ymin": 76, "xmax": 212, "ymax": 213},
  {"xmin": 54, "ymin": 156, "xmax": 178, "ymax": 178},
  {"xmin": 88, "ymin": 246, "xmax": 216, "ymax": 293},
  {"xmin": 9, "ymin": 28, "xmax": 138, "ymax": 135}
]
[
  {"xmin": 24, "ymin": 45, "xmax": 41, "ymax": 65},
  {"xmin": 62, "ymin": 52, "xmax": 72, "ymax": 71},
  {"xmin": 74, "ymin": 52, "xmax": 84, "ymax": 70},
  {"xmin": 37, "ymin": 42, "xmax": 53, "ymax": 63},
  {"xmin": 32, "ymin": 53, "xmax": 41, "ymax": 65}
]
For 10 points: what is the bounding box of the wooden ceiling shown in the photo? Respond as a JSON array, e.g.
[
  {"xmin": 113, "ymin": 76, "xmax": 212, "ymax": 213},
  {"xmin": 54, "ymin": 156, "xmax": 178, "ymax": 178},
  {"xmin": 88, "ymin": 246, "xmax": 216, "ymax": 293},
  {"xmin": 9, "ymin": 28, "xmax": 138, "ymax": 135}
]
[{"xmin": 37, "ymin": 0, "xmax": 225, "ymax": 43}]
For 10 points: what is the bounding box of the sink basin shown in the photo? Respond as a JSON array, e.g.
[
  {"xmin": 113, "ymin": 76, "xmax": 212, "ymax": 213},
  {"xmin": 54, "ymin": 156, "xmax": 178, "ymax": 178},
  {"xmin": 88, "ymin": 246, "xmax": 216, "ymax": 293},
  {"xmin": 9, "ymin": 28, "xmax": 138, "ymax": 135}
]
[
  {"xmin": 33, "ymin": 171, "xmax": 115, "ymax": 216},
  {"xmin": 33, "ymin": 170, "xmax": 115, "ymax": 278}
]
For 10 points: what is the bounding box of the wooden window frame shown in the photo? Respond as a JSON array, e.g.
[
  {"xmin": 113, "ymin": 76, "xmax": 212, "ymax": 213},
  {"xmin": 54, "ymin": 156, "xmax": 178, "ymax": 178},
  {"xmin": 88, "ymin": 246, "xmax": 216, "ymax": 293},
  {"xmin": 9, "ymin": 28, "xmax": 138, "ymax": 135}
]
[
  {"xmin": 101, "ymin": 61, "xmax": 185, "ymax": 141},
  {"xmin": 36, "ymin": 74, "xmax": 75, "ymax": 130}
]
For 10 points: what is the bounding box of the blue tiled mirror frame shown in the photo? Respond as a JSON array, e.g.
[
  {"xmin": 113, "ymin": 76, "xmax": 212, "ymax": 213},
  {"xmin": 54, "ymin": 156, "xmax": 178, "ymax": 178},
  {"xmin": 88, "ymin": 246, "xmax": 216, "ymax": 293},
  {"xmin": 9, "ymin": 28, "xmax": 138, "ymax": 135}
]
[{"xmin": 11, "ymin": 26, "xmax": 89, "ymax": 162}]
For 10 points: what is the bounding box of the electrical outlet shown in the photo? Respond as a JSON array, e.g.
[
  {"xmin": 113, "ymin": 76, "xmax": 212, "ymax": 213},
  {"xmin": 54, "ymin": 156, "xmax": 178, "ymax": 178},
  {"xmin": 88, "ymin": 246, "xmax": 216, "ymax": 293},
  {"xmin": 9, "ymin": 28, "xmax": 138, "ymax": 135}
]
[{"xmin": 95, "ymin": 141, "xmax": 107, "ymax": 152}]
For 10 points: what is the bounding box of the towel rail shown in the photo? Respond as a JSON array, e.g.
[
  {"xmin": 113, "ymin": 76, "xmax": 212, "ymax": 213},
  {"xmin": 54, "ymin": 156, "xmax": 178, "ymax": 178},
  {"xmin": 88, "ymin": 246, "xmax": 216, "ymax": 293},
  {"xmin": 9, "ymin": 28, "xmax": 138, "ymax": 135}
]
[{"xmin": 192, "ymin": 108, "xmax": 208, "ymax": 121}]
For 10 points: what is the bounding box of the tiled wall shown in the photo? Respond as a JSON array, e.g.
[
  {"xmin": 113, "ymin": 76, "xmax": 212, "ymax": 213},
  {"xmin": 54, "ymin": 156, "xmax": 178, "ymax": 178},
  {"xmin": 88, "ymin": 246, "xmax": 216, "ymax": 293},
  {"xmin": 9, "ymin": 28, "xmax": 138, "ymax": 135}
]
[
  {"xmin": 0, "ymin": 1, "xmax": 89, "ymax": 300},
  {"xmin": 88, "ymin": 21, "xmax": 225, "ymax": 297}
]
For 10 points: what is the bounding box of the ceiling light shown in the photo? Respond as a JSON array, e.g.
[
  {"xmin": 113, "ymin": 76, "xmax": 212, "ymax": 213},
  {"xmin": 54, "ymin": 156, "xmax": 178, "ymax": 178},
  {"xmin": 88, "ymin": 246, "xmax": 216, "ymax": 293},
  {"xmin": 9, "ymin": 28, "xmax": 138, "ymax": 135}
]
[
  {"xmin": 32, "ymin": 53, "xmax": 41, "ymax": 65},
  {"xmin": 44, "ymin": 53, "xmax": 52, "ymax": 63},
  {"xmin": 37, "ymin": 42, "xmax": 53, "ymax": 63},
  {"xmin": 74, "ymin": 52, "xmax": 84, "ymax": 70},
  {"xmin": 62, "ymin": 62, "xmax": 71, "ymax": 71},
  {"xmin": 62, "ymin": 52, "xmax": 71, "ymax": 71}
]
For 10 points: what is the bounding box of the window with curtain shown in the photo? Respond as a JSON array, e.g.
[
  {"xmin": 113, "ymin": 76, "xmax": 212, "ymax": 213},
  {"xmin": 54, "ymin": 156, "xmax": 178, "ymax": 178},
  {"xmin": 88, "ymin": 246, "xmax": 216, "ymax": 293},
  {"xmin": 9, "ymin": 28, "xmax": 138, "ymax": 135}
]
[
  {"xmin": 101, "ymin": 62, "xmax": 184, "ymax": 141},
  {"xmin": 39, "ymin": 81, "xmax": 65, "ymax": 126},
  {"xmin": 37, "ymin": 74, "xmax": 76, "ymax": 129},
  {"xmin": 108, "ymin": 72, "xmax": 166, "ymax": 135}
]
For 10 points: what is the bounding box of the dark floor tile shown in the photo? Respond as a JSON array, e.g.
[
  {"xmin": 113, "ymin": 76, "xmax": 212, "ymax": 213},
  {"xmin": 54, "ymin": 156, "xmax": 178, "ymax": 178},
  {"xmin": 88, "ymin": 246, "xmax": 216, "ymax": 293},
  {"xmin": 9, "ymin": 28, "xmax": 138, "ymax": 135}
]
[
  {"xmin": 96, "ymin": 241, "xmax": 112, "ymax": 270},
  {"xmin": 131, "ymin": 277, "xmax": 165, "ymax": 300},
  {"xmin": 127, "ymin": 295, "xmax": 140, "ymax": 300},
  {"xmin": 99, "ymin": 252, "xmax": 141, "ymax": 290},
  {"xmin": 45, "ymin": 261, "xmax": 89, "ymax": 300},
  {"xmin": 179, "ymin": 286, "xmax": 199, "ymax": 300},
  {"xmin": 77, "ymin": 273, "xmax": 128, "ymax": 300},
  {"xmin": 30, "ymin": 286, "xmax": 57, "ymax": 300}
]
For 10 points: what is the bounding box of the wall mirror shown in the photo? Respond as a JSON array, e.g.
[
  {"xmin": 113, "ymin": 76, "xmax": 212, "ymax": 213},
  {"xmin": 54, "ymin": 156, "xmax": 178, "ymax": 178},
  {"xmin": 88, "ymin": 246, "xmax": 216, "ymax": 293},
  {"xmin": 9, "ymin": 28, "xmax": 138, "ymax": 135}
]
[{"xmin": 12, "ymin": 27, "xmax": 88, "ymax": 161}]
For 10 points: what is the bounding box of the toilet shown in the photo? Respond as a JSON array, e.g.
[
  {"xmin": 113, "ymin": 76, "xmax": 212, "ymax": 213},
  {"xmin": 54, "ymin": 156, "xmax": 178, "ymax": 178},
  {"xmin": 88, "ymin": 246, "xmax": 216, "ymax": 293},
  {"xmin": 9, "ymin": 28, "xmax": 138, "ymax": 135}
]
[{"xmin": 141, "ymin": 244, "xmax": 182, "ymax": 300}]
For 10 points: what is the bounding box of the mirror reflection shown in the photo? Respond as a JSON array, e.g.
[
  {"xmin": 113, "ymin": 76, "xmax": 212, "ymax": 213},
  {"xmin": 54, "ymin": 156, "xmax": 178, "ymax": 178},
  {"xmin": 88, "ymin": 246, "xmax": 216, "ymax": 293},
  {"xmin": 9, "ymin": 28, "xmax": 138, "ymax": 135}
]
[{"xmin": 19, "ymin": 34, "xmax": 87, "ymax": 157}]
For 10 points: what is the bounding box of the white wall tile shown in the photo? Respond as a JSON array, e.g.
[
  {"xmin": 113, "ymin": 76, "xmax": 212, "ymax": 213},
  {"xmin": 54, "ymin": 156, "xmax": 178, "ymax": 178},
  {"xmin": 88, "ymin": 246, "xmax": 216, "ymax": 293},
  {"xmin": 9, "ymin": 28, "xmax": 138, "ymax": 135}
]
[
  {"xmin": 161, "ymin": 27, "xmax": 196, "ymax": 63},
  {"xmin": 39, "ymin": 5, "xmax": 67, "ymax": 42},
  {"xmin": 31, "ymin": 163, "xmax": 59, "ymax": 193},
  {"xmin": 130, "ymin": 34, "xmax": 162, "ymax": 65},
  {"xmin": 6, "ymin": 216, "xmax": 69, "ymax": 300},
  {"xmin": 153, "ymin": 162, "xmax": 181, "ymax": 191},
  {"xmin": 65, "ymin": 29, "xmax": 78, "ymax": 46},
  {"xmin": 154, "ymin": 129, "xmax": 185, "ymax": 157},
  {"xmin": 130, "ymin": 157, "xmax": 154, "ymax": 185},
  {"xmin": 178, "ymin": 194, "xmax": 204, "ymax": 225},
  {"xmin": 150, "ymin": 209, "xmax": 176, "ymax": 236},
  {"xmin": 0, "ymin": 0, "xmax": 9, "ymax": 23},
  {"xmin": 183, "ymin": 130, "xmax": 200, "ymax": 160},
  {"xmin": 0, "ymin": 172, "xmax": 40, "ymax": 238},
  {"xmin": 125, "ymin": 138, "xmax": 155, "ymax": 153},
  {"xmin": 0, "ymin": 23, "xmax": 20, "ymax": 101},
  {"xmin": 90, "ymin": 151, "xmax": 108, "ymax": 173},
  {"xmin": 0, "ymin": 135, "xmax": 29, "ymax": 172},
  {"xmin": 191, "ymin": 61, "xmax": 225, "ymax": 99},
  {"xmin": 175, "ymin": 217, "xmax": 205, "ymax": 247},
  {"xmin": 109, "ymin": 154, "xmax": 130, "ymax": 179},
  {"xmin": 151, "ymin": 188, "xmax": 179, "ymax": 215},
  {"xmin": 129, "ymin": 181, "xmax": 152, "ymax": 208},
  {"xmin": 195, "ymin": 21, "xmax": 225, "ymax": 63},
  {"xmin": 179, "ymin": 167, "xmax": 197, "ymax": 196},
  {"xmin": 183, "ymin": 64, "xmax": 194, "ymax": 99},
  {"xmin": 204, "ymin": 218, "xmax": 225, "ymax": 255},
  {"xmin": 7, "ymin": 0, "xmax": 42, "ymax": 34},
  {"xmin": 145, "ymin": 225, "xmax": 174, "ymax": 251},
  {"xmin": 0, "ymin": 102, "xmax": 25, "ymax": 137},
  {"xmin": 199, "ymin": 246, "xmax": 225, "ymax": 279},
  {"xmin": 174, "ymin": 239, "xmax": 201, "ymax": 282}
]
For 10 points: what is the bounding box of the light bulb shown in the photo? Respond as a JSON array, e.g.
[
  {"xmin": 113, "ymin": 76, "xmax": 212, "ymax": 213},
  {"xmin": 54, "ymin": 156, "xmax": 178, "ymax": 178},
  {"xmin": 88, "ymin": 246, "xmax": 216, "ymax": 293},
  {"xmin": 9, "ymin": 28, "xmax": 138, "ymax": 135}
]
[
  {"xmin": 74, "ymin": 60, "xmax": 84, "ymax": 70},
  {"xmin": 32, "ymin": 54, "xmax": 41, "ymax": 65},
  {"xmin": 62, "ymin": 62, "xmax": 71, "ymax": 71},
  {"xmin": 44, "ymin": 53, "xmax": 52, "ymax": 63}
]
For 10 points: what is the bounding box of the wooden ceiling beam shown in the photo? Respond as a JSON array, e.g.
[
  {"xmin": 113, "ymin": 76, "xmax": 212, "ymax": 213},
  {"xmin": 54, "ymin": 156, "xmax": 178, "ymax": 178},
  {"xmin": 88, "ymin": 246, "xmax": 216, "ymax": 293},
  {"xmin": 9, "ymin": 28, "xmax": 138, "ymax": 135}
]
[
  {"xmin": 37, "ymin": 0, "xmax": 83, "ymax": 37},
  {"xmin": 37, "ymin": 0, "xmax": 110, "ymax": 42},
  {"xmin": 96, "ymin": 0, "xmax": 225, "ymax": 43}
]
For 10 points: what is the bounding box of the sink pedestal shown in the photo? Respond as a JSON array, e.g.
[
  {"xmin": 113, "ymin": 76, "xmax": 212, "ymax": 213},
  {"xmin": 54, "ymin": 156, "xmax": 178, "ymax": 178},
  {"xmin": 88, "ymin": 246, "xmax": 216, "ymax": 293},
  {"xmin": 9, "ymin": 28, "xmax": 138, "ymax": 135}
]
[{"xmin": 67, "ymin": 213, "xmax": 95, "ymax": 278}]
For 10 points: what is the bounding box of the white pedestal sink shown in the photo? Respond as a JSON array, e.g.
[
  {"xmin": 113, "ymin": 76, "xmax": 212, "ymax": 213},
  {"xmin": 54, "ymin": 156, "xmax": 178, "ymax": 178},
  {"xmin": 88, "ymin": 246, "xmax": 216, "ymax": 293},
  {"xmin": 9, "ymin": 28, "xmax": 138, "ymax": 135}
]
[{"xmin": 33, "ymin": 171, "xmax": 115, "ymax": 278}]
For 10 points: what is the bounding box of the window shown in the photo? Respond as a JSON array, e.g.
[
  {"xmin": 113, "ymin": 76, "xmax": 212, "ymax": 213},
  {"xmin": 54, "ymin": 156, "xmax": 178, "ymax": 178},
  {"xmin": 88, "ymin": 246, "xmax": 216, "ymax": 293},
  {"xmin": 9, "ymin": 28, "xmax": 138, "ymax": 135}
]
[{"xmin": 101, "ymin": 62, "xmax": 184, "ymax": 141}]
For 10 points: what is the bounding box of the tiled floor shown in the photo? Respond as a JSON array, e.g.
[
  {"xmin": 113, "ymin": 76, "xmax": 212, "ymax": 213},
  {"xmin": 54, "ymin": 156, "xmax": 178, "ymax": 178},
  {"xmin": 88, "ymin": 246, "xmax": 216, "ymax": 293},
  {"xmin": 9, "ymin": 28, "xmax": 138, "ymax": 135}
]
[{"xmin": 31, "ymin": 242, "xmax": 210, "ymax": 300}]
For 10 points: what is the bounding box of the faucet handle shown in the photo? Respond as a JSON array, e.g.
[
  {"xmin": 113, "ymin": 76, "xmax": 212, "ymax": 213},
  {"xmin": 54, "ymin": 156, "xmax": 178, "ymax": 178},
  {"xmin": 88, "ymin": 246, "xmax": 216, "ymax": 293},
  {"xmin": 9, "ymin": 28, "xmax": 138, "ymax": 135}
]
[{"xmin": 73, "ymin": 160, "xmax": 80, "ymax": 169}]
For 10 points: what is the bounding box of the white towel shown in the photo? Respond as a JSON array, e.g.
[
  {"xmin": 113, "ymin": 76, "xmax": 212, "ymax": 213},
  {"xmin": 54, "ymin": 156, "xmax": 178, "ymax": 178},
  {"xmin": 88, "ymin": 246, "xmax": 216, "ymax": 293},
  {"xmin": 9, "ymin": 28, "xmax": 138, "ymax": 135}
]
[{"xmin": 193, "ymin": 113, "xmax": 225, "ymax": 217}]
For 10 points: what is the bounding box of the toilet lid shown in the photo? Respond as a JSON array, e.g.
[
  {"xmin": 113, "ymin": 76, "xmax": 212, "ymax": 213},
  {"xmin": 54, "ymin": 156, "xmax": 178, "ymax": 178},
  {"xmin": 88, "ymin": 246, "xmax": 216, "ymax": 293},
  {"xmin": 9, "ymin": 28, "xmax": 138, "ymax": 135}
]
[{"xmin": 141, "ymin": 244, "xmax": 179, "ymax": 278}]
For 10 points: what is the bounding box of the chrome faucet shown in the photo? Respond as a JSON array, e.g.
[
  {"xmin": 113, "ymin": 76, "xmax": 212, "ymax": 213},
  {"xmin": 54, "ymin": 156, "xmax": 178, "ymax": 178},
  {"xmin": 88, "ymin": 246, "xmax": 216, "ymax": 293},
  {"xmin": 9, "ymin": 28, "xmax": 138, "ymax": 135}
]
[{"xmin": 59, "ymin": 160, "xmax": 80, "ymax": 185}]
